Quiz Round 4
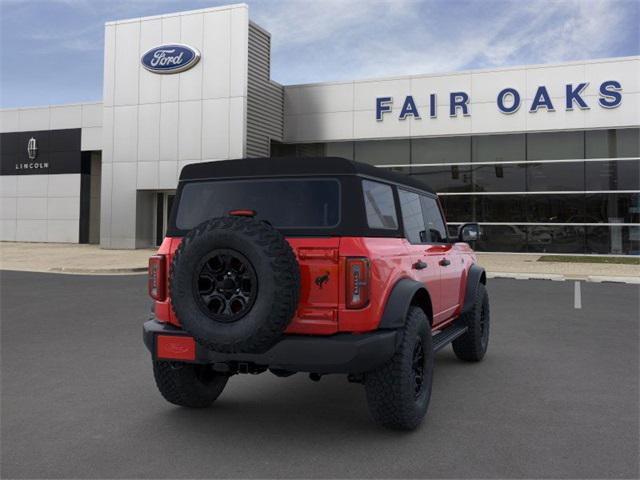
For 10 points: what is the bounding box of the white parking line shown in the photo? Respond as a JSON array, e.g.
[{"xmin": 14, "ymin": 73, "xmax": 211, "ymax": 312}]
[
  {"xmin": 486, "ymin": 272, "xmax": 640, "ymax": 285},
  {"xmin": 574, "ymin": 281, "xmax": 582, "ymax": 309}
]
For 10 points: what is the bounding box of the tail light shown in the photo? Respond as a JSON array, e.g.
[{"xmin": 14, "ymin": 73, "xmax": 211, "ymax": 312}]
[
  {"xmin": 148, "ymin": 255, "xmax": 166, "ymax": 301},
  {"xmin": 346, "ymin": 257, "xmax": 370, "ymax": 309}
]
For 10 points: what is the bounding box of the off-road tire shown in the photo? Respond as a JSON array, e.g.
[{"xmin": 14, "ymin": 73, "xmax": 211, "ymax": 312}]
[
  {"xmin": 364, "ymin": 307, "xmax": 434, "ymax": 430},
  {"xmin": 169, "ymin": 216, "xmax": 300, "ymax": 354},
  {"xmin": 452, "ymin": 283, "xmax": 490, "ymax": 362},
  {"xmin": 153, "ymin": 361, "xmax": 228, "ymax": 408}
]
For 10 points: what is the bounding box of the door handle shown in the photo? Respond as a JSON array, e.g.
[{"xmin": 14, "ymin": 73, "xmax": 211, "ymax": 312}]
[
  {"xmin": 412, "ymin": 260, "xmax": 427, "ymax": 270},
  {"xmin": 439, "ymin": 258, "xmax": 451, "ymax": 267}
]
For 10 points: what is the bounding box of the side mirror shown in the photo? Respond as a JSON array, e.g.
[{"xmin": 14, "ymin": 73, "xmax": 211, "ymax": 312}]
[{"xmin": 458, "ymin": 223, "xmax": 480, "ymax": 242}]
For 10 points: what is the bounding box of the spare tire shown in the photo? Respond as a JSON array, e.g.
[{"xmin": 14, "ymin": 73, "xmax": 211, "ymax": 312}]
[{"xmin": 169, "ymin": 216, "xmax": 300, "ymax": 353}]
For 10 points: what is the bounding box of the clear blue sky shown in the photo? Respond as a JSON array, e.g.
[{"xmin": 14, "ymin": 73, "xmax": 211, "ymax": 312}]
[{"xmin": 1, "ymin": 0, "xmax": 638, "ymax": 108}]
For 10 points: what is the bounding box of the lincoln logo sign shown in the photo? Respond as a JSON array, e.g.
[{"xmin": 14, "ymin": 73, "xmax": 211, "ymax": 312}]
[
  {"xmin": 376, "ymin": 80, "xmax": 622, "ymax": 120},
  {"xmin": 16, "ymin": 136, "xmax": 48, "ymax": 171},
  {"xmin": 27, "ymin": 137, "xmax": 38, "ymax": 160},
  {"xmin": 141, "ymin": 44, "xmax": 201, "ymax": 74}
]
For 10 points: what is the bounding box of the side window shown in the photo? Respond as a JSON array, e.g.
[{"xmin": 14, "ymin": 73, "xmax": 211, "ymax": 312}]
[
  {"xmin": 362, "ymin": 180, "xmax": 398, "ymax": 230},
  {"xmin": 398, "ymin": 189, "xmax": 426, "ymax": 244},
  {"xmin": 420, "ymin": 196, "xmax": 448, "ymax": 243}
]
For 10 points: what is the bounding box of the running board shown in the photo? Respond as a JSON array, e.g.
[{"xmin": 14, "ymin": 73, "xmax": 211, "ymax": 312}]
[{"xmin": 433, "ymin": 324, "xmax": 468, "ymax": 352}]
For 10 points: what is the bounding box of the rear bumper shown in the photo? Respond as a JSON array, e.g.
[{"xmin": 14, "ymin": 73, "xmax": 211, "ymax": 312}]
[{"xmin": 143, "ymin": 319, "xmax": 398, "ymax": 374}]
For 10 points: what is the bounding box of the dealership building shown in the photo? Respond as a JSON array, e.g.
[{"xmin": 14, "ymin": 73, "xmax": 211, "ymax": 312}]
[{"xmin": 1, "ymin": 4, "xmax": 638, "ymax": 254}]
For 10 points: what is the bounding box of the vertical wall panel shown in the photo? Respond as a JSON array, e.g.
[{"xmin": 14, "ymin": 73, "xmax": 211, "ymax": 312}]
[
  {"xmin": 113, "ymin": 21, "xmax": 141, "ymax": 106},
  {"xmin": 179, "ymin": 14, "xmax": 204, "ymax": 102},
  {"xmin": 138, "ymin": 19, "xmax": 162, "ymax": 105},
  {"xmin": 202, "ymin": 10, "xmax": 231, "ymax": 99}
]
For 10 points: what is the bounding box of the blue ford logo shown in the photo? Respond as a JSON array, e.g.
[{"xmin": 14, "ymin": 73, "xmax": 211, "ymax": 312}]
[{"xmin": 141, "ymin": 44, "xmax": 200, "ymax": 74}]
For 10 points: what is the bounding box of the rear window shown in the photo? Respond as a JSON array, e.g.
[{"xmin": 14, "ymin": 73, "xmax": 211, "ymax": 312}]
[
  {"xmin": 362, "ymin": 180, "xmax": 398, "ymax": 230},
  {"xmin": 174, "ymin": 178, "xmax": 340, "ymax": 231}
]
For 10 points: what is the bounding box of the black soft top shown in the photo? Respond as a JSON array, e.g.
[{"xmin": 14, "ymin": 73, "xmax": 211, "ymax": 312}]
[{"xmin": 179, "ymin": 156, "xmax": 435, "ymax": 195}]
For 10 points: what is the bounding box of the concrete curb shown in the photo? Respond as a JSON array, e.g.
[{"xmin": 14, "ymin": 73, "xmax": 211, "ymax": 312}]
[
  {"xmin": 587, "ymin": 275, "xmax": 640, "ymax": 284},
  {"xmin": 488, "ymin": 271, "xmax": 640, "ymax": 284}
]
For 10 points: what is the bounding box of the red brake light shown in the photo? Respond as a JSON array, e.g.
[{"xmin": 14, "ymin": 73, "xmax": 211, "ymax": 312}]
[
  {"xmin": 148, "ymin": 255, "xmax": 166, "ymax": 301},
  {"xmin": 229, "ymin": 209, "xmax": 256, "ymax": 217},
  {"xmin": 346, "ymin": 257, "xmax": 370, "ymax": 309}
]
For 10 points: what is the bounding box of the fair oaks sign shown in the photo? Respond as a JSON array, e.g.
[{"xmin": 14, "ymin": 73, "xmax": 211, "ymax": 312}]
[{"xmin": 375, "ymin": 80, "xmax": 623, "ymax": 121}]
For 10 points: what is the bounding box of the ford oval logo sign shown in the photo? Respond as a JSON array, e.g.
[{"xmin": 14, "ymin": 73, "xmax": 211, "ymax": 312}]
[{"xmin": 141, "ymin": 44, "xmax": 200, "ymax": 74}]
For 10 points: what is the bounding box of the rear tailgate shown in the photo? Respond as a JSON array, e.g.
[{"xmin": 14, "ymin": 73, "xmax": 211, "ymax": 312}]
[{"xmin": 286, "ymin": 237, "xmax": 341, "ymax": 335}]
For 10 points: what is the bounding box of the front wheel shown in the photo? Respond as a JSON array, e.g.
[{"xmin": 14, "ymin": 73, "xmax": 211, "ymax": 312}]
[
  {"xmin": 152, "ymin": 361, "xmax": 228, "ymax": 408},
  {"xmin": 364, "ymin": 306, "xmax": 434, "ymax": 430}
]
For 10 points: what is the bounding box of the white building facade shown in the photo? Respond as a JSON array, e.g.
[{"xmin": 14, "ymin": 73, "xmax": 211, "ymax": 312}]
[{"xmin": 1, "ymin": 4, "xmax": 638, "ymax": 254}]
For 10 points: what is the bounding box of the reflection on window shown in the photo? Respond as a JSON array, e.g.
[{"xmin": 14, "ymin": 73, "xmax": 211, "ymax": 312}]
[
  {"xmin": 175, "ymin": 179, "xmax": 340, "ymax": 230},
  {"xmin": 473, "ymin": 134, "xmax": 525, "ymax": 162},
  {"xmin": 399, "ymin": 189, "xmax": 425, "ymax": 243},
  {"xmin": 412, "ymin": 166, "xmax": 472, "ymax": 193},
  {"xmin": 420, "ymin": 196, "xmax": 448, "ymax": 243},
  {"xmin": 362, "ymin": 180, "xmax": 398, "ymax": 229},
  {"xmin": 478, "ymin": 195, "xmax": 528, "ymax": 222},
  {"xmin": 527, "ymin": 162, "xmax": 585, "ymax": 191},
  {"xmin": 355, "ymin": 140, "xmax": 410, "ymax": 166},
  {"xmin": 585, "ymin": 128, "xmax": 640, "ymax": 159},
  {"xmin": 472, "ymin": 164, "xmax": 526, "ymax": 192},
  {"xmin": 585, "ymin": 193, "xmax": 640, "ymax": 224},
  {"xmin": 526, "ymin": 194, "xmax": 585, "ymax": 222},
  {"xmin": 440, "ymin": 196, "xmax": 474, "ymax": 222},
  {"xmin": 585, "ymin": 160, "xmax": 640, "ymax": 190},
  {"xmin": 587, "ymin": 226, "xmax": 640, "ymax": 255},
  {"xmin": 527, "ymin": 131, "xmax": 584, "ymax": 160},
  {"xmin": 527, "ymin": 226, "xmax": 585, "ymax": 253},
  {"xmin": 476, "ymin": 225, "xmax": 528, "ymax": 252},
  {"xmin": 412, "ymin": 137, "xmax": 471, "ymax": 164}
]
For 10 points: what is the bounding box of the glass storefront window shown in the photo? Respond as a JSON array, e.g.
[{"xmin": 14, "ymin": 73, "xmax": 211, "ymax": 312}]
[
  {"xmin": 476, "ymin": 225, "xmax": 528, "ymax": 252},
  {"xmin": 585, "ymin": 159, "xmax": 640, "ymax": 191},
  {"xmin": 281, "ymin": 128, "xmax": 639, "ymax": 254},
  {"xmin": 440, "ymin": 196, "xmax": 474, "ymax": 223},
  {"xmin": 354, "ymin": 139, "xmax": 410, "ymax": 166},
  {"xmin": 411, "ymin": 136, "xmax": 471, "ymax": 164},
  {"xmin": 411, "ymin": 165, "xmax": 473, "ymax": 193},
  {"xmin": 472, "ymin": 164, "xmax": 526, "ymax": 192},
  {"xmin": 586, "ymin": 226, "xmax": 640, "ymax": 255},
  {"xmin": 585, "ymin": 192, "xmax": 640, "ymax": 224},
  {"xmin": 477, "ymin": 195, "xmax": 527, "ymax": 222},
  {"xmin": 526, "ymin": 194, "xmax": 585, "ymax": 222},
  {"xmin": 527, "ymin": 131, "xmax": 584, "ymax": 160},
  {"xmin": 526, "ymin": 161, "xmax": 585, "ymax": 191},
  {"xmin": 526, "ymin": 226, "xmax": 586, "ymax": 254},
  {"xmin": 472, "ymin": 133, "xmax": 525, "ymax": 162},
  {"xmin": 585, "ymin": 128, "xmax": 640, "ymax": 159}
]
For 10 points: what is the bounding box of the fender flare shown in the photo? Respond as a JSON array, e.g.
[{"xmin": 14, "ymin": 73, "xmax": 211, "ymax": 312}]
[
  {"xmin": 378, "ymin": 278, "xmax": 433, "ymax": 330},
  {"xmin": 461, "ymin": 264, "xmax": 487, "ymax": 315}
]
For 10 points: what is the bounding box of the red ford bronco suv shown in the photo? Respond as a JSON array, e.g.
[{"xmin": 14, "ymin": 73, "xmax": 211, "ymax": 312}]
[{"xmin": 144, "ymin": 157, "xmax": 490, "ymax": 430}]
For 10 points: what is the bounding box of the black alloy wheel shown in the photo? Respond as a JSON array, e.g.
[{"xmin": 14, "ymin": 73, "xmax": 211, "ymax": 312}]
[{"xmin": 194, "ymin": 249, "xmax": 257, "ymax": 322}]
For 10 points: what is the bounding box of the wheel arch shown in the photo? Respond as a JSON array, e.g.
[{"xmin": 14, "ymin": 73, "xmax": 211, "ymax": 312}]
[
  {"xmin": 378, "ymin": 278, "xmax": 433, "ymax": 329},
  {"xmin": 461, "ymin": 264, "xmax": 487, "ymax": 315}
]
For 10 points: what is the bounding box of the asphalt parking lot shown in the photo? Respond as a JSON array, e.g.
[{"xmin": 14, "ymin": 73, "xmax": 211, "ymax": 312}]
[{"xmin": 1, "ymin": 271, "xmax": 638, "ymax": 479}]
